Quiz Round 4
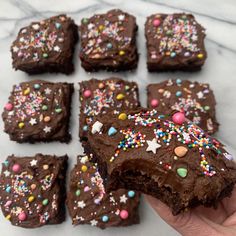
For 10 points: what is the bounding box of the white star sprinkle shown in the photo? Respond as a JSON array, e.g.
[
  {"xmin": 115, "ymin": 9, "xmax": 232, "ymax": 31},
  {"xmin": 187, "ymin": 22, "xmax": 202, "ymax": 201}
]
[
  {"xmin": 92, "ymin": 121, "xmax": 103, "ymax": 134},
  {"xmin": 29, "ymin": 118, "xmax": 37, "ymax": 126},
  {"xmin": 88, "ymin": 23, "xmax": 94, "ymax": 29},
  {"xmin": 77, "ymin": 201, "xmax": 86, "ymax": 209},
  {"xmin": 90, "ymin": 219, "xmax": 98, "ymax": 226},
  {"xmin": 30, "ymin": 159, "xmax": 38, "ymax": 166},
  {"xmin": 4, "ymin": 170, "xmax": 10, "ymax": 177},
  {"xmin": 44, "ymin": 88, "xmax": 52, "ymax": 95},
  {"xmin": 12, "ymin": 46, "xmax": 19, "ymax": 52},
  {"xmin": 146, "ymin": 138, "xmax": 161, "ymax": 154},
  {"xmin": 197, "ymin": 91, "xmax": 204, "ymax": 99},
  {"xmin": 43, "ymin": 126, "xmax": 51, "ymax": 133},
  {"xmin": 120, "ymin": 194, "xmax": 128, "ymax": 203},
  {"xmin": 53, "ymin": 46, "xmax": 60, "ymax": 52},
  {"xmin": 32, "ymin": 24, "xmax": 40, "ymax": 30},
  {"xmin": 118, "ymin": 14, "xmax": 125, "ymax": 21}
]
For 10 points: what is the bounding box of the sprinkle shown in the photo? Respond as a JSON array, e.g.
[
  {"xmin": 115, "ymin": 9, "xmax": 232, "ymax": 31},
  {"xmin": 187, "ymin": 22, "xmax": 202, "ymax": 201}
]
[
  {"xmin": 92, "ymin": 121, "xmax": 103, "ymax": 134},
  {"xmin": 31, "ymin": 184, "xmax": 36, "ymax": 190},
  {"xmin": 170, "ymin": 52, "xmax": 176, "ymax": 58},
  {"xmin": 81, "ymin": 165, "xmax": 87, "ymax": 172},
  {"xmin": 83, "ymin": 89, "xmax": 92, "ymax": 98},
  {"xmin": 184, "ymin": 52, "xmax": 190, "ymax": 57},
  {"xmin": 174, "ymin": 146, "xmax": 188, "ymax": 157},
  {"xmin": 55, "ymin": 108, "xmax": 62, "ymax": 113},
  {"xmin": 55, "ymin": 22, "xmax": 61, "ymax": 29},
  {"xmin": 120, "ymin": 210, "xmax": 129, "ymax": 219},
  {"xmin": 76, "ymin": 189, "xmax": 81, "ymax": 196},
  {"xmin": 108, "ymin": 127, "xmax": 117, "ymax": 136},
  {"xmin": 176, "ymin": 91, "xmax": 182, "ymax": 97},
  {"xmin": 102, "ymin": 215, "xmax": 109, "ymax": 222},
  {"xmin": 83, "ymin": 125, "xmax": 88, "ymax": 131},
  {"xmin": 23, "ymin": 88, "xmax": 30, "ymax": 95},
  {"xmin": 82, "ymin": 18, "xmax": 88, "ymax": 24},
  {"xmin": 197, "ymin": 53, "xmax": 204, "ymax": 59},
  {"xmin": 34, "ymin": 84, "xmax": 41, "ymax": 90},
  {"xmin": 177, "ymin": 168, "xmax": 188, "ymax": 178},
  {"xmin": 42, "ymin": 105, "xmax": 48, "ymax": 111},
  {"xmin": 42, "ymin": 199, "xmax": 49, "ymax": 206},
  {"xmin": 107, "ymin": 43, "xmax": 113, "ymax": 49},
  {"xmin": 98, "ymin": 83, "xmax": 104, "ymax": 89},
  {"xmin": 119, "ymin": 50, "xmax": 125, "ymax": 56},
  {"xmin": 18, "ymin": 122, "xmax": 25, "ymax": 129},
  {"xmin": 12, "ymin": 164, "xmax": 21, "ymax": 173},
  {"xmin": 204, "ymin": 106, "xmax": 210, "ymax": 111},
  {"xmin": 176, "ymin": 79, "xmax": 182, "ymax": 84},
  {"xmin": 118, "ymin": 113, "xmax": 127, "ymax": 120},
  {"xmin": 116, "ymin": 93, "xmax": 125, "ymax": 100},
  {"xmin": 4, "ymin": 103, "xmax": 13, "ymax": 111},
  {"xmin": 6, "ymin": 215, "xmax": 11, "ymax": 220},
  {"xmin": 153, "ymin": 18, "xmax": 161, "ymax": 27},
  {"xmin": 28, "ymin": 196, "xmax": 35, "ymax": 203},
  {"xmin": 172, "ymin": 112, "xmax": 185, "ymax": 125},
  {"xmin": 43, "ymin": 164, "xmax": 49, "ymax": 170},
  {"xmin": 128, "ymin": 190, "xmax": 135, "ymax": 198},
  {"xmin": 43, "ymin": 53, "xmax": 48, "ymax": 58},
  {"xmin": 44, "ymin": 116, "xmax": 51, "ymax": 122},
  {"xmin": 18, "ymin": 212, "xmax": 27, "ymax": 221},
  {"xmin": 151, "ymin": 99, "xmax": 159, "ymax": 108}
]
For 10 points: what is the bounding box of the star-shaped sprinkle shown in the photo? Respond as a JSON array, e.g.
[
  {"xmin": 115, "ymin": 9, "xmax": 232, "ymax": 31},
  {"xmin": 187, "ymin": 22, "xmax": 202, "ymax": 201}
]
[
  {"xmin": 197, "ymin": 91, "xmax": 204, "ymax": 99},
  {"xmin": 78, "ymin": 201, "xmax": 86, "ymax": 209},
  {"xmin": 53, "ymin": 46, "xmax": 60, "ymax": 52},
  {"xmin": 4, "ymin": 170, "xmax": 10, "ymax": 177},
  {"xmin": 43, "ymin": 126, "xmax": 51, "ymax": 133},
  {"xmin": 29, "ymin": 118, "xmax": 37, "ymax": 126},
  {"xmin": 90, "ymin": 219, "xmax": 98, "ymax": 226},
  {"xmin": 120, "ymin": 194, "xmax": 128, "ymax": 203},
  {"xmin": 30, "ymin": 159, "xmax": 38, "ymax": 166},
  {"xmin": 12, "ymin": 46, "xmax": 19, "ymax": 52},
  {"xmin": 118, "ymin": 14, "xmax": 125, "ymax": 21},
  {"xmin": 88, "ymin": 23, "xmax": 94, "ymax": 30},
  {"xmin": 44, "ymin": 88, "xmax": 52, "ymax": 95},
  {"xmin": 146, "ymin": 138, "xmax": 161, "ymax": 154},
  {"xmin": 92, "ymin": 121, "xmax": 103, "ymax": 134},
  {"xmin": 32, "ymin": 24, "xmax": 40, "ymax": 30}
]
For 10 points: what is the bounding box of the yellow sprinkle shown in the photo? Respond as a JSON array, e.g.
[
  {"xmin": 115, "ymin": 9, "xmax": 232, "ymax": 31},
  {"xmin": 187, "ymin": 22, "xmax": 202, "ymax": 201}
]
[
  {"xmin": 23, "ymin": 88, "xmax": 30, "ymax": 95},
  {"xmin": 118, "ymin": 113, "xmax": 127, "ymax": 120},
  {"xmin": 81, "ymin": 165, "xmax": 87, "ymax": 172},
  {"xmin": 197, "ymin": 53, "xmax": 204, "ymax": 59},
  {"xmin": 18, "ymin": 122, "xmax": 24, "ymax": 129},
  {"xmin": 6, "ymin": 215, "xmax": 11, "ymax": 220},
  {"xmin": 99, "ymin": 25, "xmax": 104, "ymax": 31},
  {"xmin": 43, "ymin": 164, "xmax": 49, "ymax": 170},
  {"xmin": 116, "ymin": 93, "xmax": 125, "ymax": 100},
  {"xmin": 28, "ymin": 196, "xmax": 35, "ymax": 203},
  {"xmin": 119, "ymin": 50, "xmax": 125, "ymax": 56}
]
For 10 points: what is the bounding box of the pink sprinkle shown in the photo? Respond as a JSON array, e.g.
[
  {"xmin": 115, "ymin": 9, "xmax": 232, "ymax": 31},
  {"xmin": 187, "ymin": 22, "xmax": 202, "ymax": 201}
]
[
  {"xmin": 83, "ymin": 90, "xmax": 92, "ymax": 98},
  {"xmin": 18, "ymin": 212, "xmax": 27, "ymax": 221},
  {"xmin": 84, "ymin": 186, "xmax": 90, "ymax": 192},
  {"xmin": 4, "ymin": 201, "xmax": 12, "ymax": 207},
  {"xmin": 151, "ymin": 99, "xmax": 159, "ymax": 108},
  {"xmin": 172, "ymin": 112, "xmax": 185, "ymax": 125},
  {"xmin": 120, "ymin": 210, "xmax": 129, "ymax": 219},
  {"xmin": 12, "ymin": 164, "xmax": 21, "ymax": 173},
  {"xmin": 4, "ymin": 103, "xmax": 13, "ymax": 111},
  {"xmin": 153, "ymin": 19, "xmax": 161, "ymax": 27}
]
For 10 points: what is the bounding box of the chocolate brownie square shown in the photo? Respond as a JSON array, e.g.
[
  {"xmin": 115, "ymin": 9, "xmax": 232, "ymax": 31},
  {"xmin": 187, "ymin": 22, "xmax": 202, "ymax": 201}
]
[
  {"xmin": 0, "ymin": 154, "xmax": 68, "ymax": 228},
  {"xmin": 147, "ymin": 79, "xmax": 219, "ymax": 134},
  {"xmin": 79, "ymin": 77, "xmax": 140, "ymax": 141},
  {"xmin": 79, "ymin": 9, "xmax": 138, "ymax": 71},
  {"xmin": 85, "ymin": 108, "xmax": 236, "ymax": 215},
  {"xmin": 11, "ymin": 14, "xmax": 78, "ymax": 75},
  {"xmin": 2, "ymin": 80, "xmax": 73, "ymax": 143},
  {"xmin": 67, "ymin": 154, "xmax": 140, "ymax": 229},
  {"xmin": 145, "ymin": 13, "xmax": 207, "ymax": 71}
]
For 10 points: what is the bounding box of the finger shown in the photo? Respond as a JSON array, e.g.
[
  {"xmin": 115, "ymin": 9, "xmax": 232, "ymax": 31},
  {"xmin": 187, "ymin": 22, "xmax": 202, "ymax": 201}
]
[{"xmin": 145, "ymin": 195, "xmax": 218, "ymax": 236}]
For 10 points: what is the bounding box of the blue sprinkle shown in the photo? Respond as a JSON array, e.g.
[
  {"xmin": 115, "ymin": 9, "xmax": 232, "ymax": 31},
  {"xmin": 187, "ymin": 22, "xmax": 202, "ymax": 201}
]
[
  {"xmin": 34, "ymin": 84, "xmax": 41, "ymax": 90},
  {"xmin": 176, "ymin": 79, "xmax": 182, "ymax": 84},
  {"xmin": 170, "ymin": 52, "xmax": 176, "ymax": 58},
  {"xmin": 108, "ymin": 127, "xmax": 117, "ymax": 136},
  {"xmin": 55, "ymin": 22, "xmax": 61, "ymax": 29},
  {"xmin": 6, "ymin": 186, "xmax": 11, "ymax": 193},
  {"xmin": 102, "ymin": 215, "xmax": 109, "ymax": 222},
  {"xmin": 176, "ymin": 91, "xmax": 182, "ymax": 97},
  {"xmin": 107, "ymin": 43, "xmax": 113, "ymax": 49},
  {"xmin": 128, "ymin": 190, "xmax": 135, "ymax": 198},
  {"xmin": 3, "ymin": 161, "xmax": 9, "ymax": 166},
  {"xmin": 83, "ymin": 125, "xmax": 88, "ymax": 132}
]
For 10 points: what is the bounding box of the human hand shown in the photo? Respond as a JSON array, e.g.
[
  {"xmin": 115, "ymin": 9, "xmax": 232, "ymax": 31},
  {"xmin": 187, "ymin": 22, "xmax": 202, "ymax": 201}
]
[{"xmin": 145, "ymin": 187, "xmax": 236, "ymax": 236}]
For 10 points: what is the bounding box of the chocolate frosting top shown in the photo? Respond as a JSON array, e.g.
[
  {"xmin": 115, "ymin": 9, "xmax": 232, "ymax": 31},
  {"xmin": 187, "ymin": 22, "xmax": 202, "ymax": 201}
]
[
  {"xmin": 87, "ymin": 108, "xmax": 236, "ymax": 206},
  {"xmin": 67, "ymin": 154, "xmax": 140, "ymax": 228},
  {"xmin": 145, "ymin": 13, "xmax": 207, "ymax": 67}
]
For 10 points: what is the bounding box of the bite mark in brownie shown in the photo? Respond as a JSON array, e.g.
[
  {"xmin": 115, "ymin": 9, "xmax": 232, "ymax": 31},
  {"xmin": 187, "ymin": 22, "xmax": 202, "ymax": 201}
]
[
  {"xmin": 147, "ymin": 79, "xmax": 219, "ymax": 134},
  {"xmin": 79, "ymin": 78, "xmax": 140, "ymax": 141},
  {"xmin": 67, "ymin": 154, "xmax": 140, "ymax": 229},
  {"xmin": 2, "ymin": 80, "xmax": 74, "ymax": 143},
  {"xmin": 145, "ymin": 13, "xmax": 207, "ymax": 71},
  {"xmin": 79, "ymin": 9, "xmax": 138, "ymax": 71},
  {"xmin": 11, "ymin": 14, "xmax": 78, "ymax": 75},
  {"xmin": 85, "ymin": 108, "xmax": 236, "ymax": 215},
  {"xmin": 0, "ymin": 154, "xmax": 68, "ymax": 228}
]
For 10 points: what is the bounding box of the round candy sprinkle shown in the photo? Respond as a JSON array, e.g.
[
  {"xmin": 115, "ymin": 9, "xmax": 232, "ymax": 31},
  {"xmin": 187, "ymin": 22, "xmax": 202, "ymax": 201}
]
[
  {"xmin": 172, "ymin": 112, "xmax": 185, "ymax": 125},
  {"xmin": 94, "ymin": 198, "xmax": 100, "ymax": 204},
  {"xmin": 170, "ymin": 52, "xmax": 176, "ymax": 58},
  {"xmin": 116, "ymin": 93, "xmax": 125, "ymax": 100},
  {"xmin": 44, "ymin": 116, "xmax": 51, "ymax": 122},
  {"xmin": 174, "ymin": 146, "xmax": 188, "ymax": 157},
  {"xmin": 81, "ymin": 165, "xmax": 87, "ymax": 172},
  {"xmin": 197, "ymin": 53, "xmax": 204, "ymax": 59},
  {"xmin": 119, "ymin": 50, "xmax": 125, "ymax": 56},
  {"xmin": 107, "ymin": 43, "xmax": 113, "ymax": 49},
  {"xmin": 75, "ymin": 189, "xmax": 81, "ymax": 196},
  {"xmin": 83, "ymin": 89, "xmax": 92, "ymax": 98},
  {"xmin": 108, "ymin": 127, "xmax": 117, "ymax": 136},
  {"xmin": 125, "ymin": 85, "xmax": 130, "ymax": 91},
  {"xmin": 176, "ymin": 91, "xmax": 182, "ymax": 97},
  {"xmin": 128, "ymin": 190, "xmax": 135, "ymax": 198},
  {"xmin": 55, "ymin": 108, "xmax": 62, "ymax": 113},
  {"xmin": 42, "ymin": 199, "xmax": 49, "ymax": 206},
  {"xmin": 151, "ymin": 99, "xmax": 159, "ymax": 108},
  {"xmin": 102, "ymin": 215, "xmax": 109, "ymax": 222},
  {"xmin": 177, "ymin": 168, "xmax": 188, "ymax": 178},
  {"xmin": 176, "ymin": 79, "xmax": 182, "ymax": 84},
  {"xmin": 43, "ymin": 53, "xmax": 48, "ymax": 58},
  {"xmin": 83, "ymin": 125, "xmax": 88, "ymax": 131},
  {"xmin": 99, "ymin": 25, "xmax": 104, "ymax": 31},
  {"xmin": 42, "ymin": 105, "xmax": 48, "ymax": 111},
  {"xmin": 166, "ymin": 30, "xmax": 172, "ymax": 36},
  {"xmin": 6, "ymin": 215, "xmax": 11, "ymax": 220},
  {"xmin": 98, "ymin": 83, "xmax": 104, "ymax": 89},
  {"xmin": 55, "ymin": 22, "xmax": 61, "ymax": 29},
  {"xmin": 153, "ymin": 18, "xmax": 161, "ymax": 27},
  {"xmin": 82, "ymin": 18, "xmax": 88, "ymax": 24},
  {"xmin": 120, "ymin": 210, "xmax": 129, "ymax": 219},
  {"xmin": 18, "ymin": 122, "xmax": 25, "ymax": 129},
  {"xmin": 6, "ymin": 186, "xmax": 11, "ymax": 193},
  {"xmin": 184, "ymin": 51, "xmax": 190, "ymax": 57},
  {"xmin": 118, "ymin": 113, "xmax": 127, "ymax": 120},
  {"xmin": 84, "ymin": 186, "xmax": 90, "ymax": 192},
  {"xmin": 34, "ymin": 84, "xmax": 41, "ymax": 90},
  {"xmin": 28, "ymin": 196, "xmax": 35, "ymax": 203},
  {"xmin": 23, "ymin": 88, "xmax": 30, "ymax": 95},
  {"xmin": 4, "ymin": 103, "xmax": 13, "ymax": 111},
  {"xmin": 31, "ymin": 184, "xmax": 36, "ymax": 190},
  {"xmin": 12, "ymin": 164, "xmax": 21, "ymax": 173},
  {"xmin": 18, "ymin": 212, "xmax": 27, "ymax": 221},
  {"xmin": 43, "ymin": 164, "xmax": 49, "ymax": 170},
  {"xmin": 204, "ymin": 106, "xmax": 210, "ymax": 111},
  {"xmin": 4, "ymin": 200, "xmax": 12, "ymax": 207}
]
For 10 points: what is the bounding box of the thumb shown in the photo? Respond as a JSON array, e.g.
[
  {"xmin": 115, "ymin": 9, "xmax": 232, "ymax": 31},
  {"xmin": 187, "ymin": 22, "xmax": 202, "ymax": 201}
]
[{"xmin": 145, "ymin": 195, "xmax": 218, "ymax": 236}]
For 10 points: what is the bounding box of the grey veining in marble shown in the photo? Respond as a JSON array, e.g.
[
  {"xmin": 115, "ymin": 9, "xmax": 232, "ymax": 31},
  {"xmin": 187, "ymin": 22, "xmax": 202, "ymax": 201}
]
[{"xmin": 0, "ymin": 0, "xmax": 236, "ymax": 236}]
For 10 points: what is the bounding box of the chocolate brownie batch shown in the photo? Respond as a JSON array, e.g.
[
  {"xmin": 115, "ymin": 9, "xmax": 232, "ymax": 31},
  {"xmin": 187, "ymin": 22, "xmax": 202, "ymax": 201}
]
[{"xmin": 1, "ymin": 9, "xmax": 236, "ymax": 229}]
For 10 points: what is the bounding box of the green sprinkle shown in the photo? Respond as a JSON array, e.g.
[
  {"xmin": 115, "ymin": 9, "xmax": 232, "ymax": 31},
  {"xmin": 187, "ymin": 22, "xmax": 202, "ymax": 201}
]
[
  {"xmin": 42, "ymin": 199, "xmax": 49, "ymax": 206},
  {"xmin": 177, "ymin": 168, "xmax": 188, "ymax": 178},
  {"xmin": 82, "ymin": 18, "xmax": 88, "ymax": 24},
  {"xmin": 204, "ymin": 106, "xmax": 210, "ymax": 111},
  {"xmin": 76, "ymin": 189, "xmax": 81, "ymax": 196},
  {"xmin": 43, "ymin": 53, "xmax": 48, "ymax": 58},
  {"xmin": 42, "ymin": 105, "xmax": 48, "ymax": 111},
  {"xmin": 55, "ymin": 108, "xmax": 62, "ymax": 113}
]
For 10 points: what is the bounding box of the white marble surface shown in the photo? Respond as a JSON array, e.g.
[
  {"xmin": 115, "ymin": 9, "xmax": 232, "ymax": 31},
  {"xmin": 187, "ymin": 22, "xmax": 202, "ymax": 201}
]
[{"xmin": 0, "ymin": 0, "xmax": 236, "ymax": 235}]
